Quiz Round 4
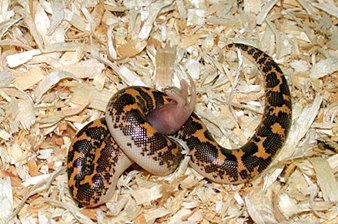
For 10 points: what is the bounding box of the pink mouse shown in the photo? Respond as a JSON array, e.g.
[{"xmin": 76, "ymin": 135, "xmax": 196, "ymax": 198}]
[{"xmin": 147, "ymin": 77, "xmax": 196, "ymax": 135}]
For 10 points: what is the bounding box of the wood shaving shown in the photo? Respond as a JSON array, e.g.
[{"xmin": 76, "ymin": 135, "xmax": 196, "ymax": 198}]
[
  {"xmin": 1, "ymin": 0, "xmax": 338, "ymax": 223},
  {"xmin": 310, "ymin": 58, "xmax": 338, "ymax": 79},
  {"xmin": 154, "ymin": 44, "xmax": 177, "ymax": 89},
  {"xmin": 6, "ymin": 49, "xmax": 42, "ymax": 68},
  {"xmin": 0, "ymin": 177, "xmax": 13, "ymax": 221},
  {"xmin": 310, "ymin": 157, "xmax": 338, "ymax": 202}
]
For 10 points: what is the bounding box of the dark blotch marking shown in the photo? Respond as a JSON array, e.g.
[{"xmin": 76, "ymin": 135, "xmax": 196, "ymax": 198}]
[
  {"xmin": 174, "ymin": 114, "xmax": 203, "ymax": 139},
  {"xmin": 262, "ymin": 61, "xmax": 272, "ymax": 74},
  {"xmin": 190, "ymin": 136, "xmax": 218, "ymax": 163},
  {"xmin": 266, "ymin": 91, "xmax": 286, "ymax": 107},
  {"xmin": 247, "ymin": 48, "xmax": 255, "ymax": 55},
  {"xmin": 152, "ymin": 91, "xmax": 168, "ymax": 110},
  {"xmin": 253, "ymin": 51, "xmax": 263, "ymax": 60},
  {"xmin": 85, "ymin": 126, "xmax": 107, "ymax": 142},
  {"xmin": 96, "ymin": 135, "xmax": 120, "ymax": 173},
  {"xmin": 256, "ymin": 124, "xmax": 283, "ymax": 155},
  {"xmin": 258, "ymin": 56, "xmax": 267, "ymax": 65},
  {"xmin": 265, "ymin": 72, "xmax": 279, "ymax": 88},
  {"xmin": 71, "ymin": 140, "xmax": 91, "ymax": 158},
  {"xmin": 241, "ymin": 141, "xmax": 259, "ymax": 161},
  {"xmin": 136, "ymin": 87, "xmax": 156, "ymax": 114},
  {"xmin": 189, "ymin": 135, "xmax": 240, "ymax": 181},
  {"xmin": 148, "ymin": 133, "xmax": 169, "ymax": 153},
  {"xmin": 112, "ymin": 93, "xmax": 136, "ymax": 115},
  {"xmin": 236, "ymin": 43, "xmax": 248, "ymax": 51},
  {"xmin": 125, "ymin": 109, "xmax": 146, "ymax": 127},
  {"xmin": 239, "ymin": 170, "xmax": 250, "ymax": 180}
]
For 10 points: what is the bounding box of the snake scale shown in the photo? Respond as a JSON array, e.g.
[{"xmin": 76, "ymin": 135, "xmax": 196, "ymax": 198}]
[{"xmin": 67, "ymin": 44, "xmax": 292, "ymax": 207}]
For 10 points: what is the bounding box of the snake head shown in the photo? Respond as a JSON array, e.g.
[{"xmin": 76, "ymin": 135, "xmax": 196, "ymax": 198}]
[{"xmin": 147, "ymin": 77, "xmax": 196, "ymax": 135}]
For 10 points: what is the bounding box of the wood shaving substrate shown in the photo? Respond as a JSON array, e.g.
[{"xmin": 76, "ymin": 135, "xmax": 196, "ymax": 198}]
[{"xmin": 1, "ymin": 0, "xmax": 338, "ymax": 223}]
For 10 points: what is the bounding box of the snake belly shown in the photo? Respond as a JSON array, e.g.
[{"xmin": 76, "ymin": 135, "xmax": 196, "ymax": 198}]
[{"xmin": 67, "ymin": 43, "xmax": 292, "ymax": 207}]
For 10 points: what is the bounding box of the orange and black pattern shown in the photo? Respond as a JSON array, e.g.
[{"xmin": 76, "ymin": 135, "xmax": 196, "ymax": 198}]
[
  {"xmin": 175, "ymin": 43, "xmax": 292, "ymax": 183},
  {"xmin": 105, "ymin": 87, "xmax": 183, "ymax": 175},
  {"xmin": 67, "ymin": 43, "xmax": 292, "ymax": 207},
  {"xmin": 67, "ymin": 118, "xmax": 124, "ymax": 207}
]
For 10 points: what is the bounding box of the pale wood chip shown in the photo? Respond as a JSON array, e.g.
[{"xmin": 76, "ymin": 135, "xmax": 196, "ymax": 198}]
[
  {"xmin": 33, "ymin": 71, "xmax": 77, "ymax": 100},
  {"xmin": 143, "ymin": 207, "xmax": 171, "ymax": 223},
  {"xmin": 117, "ymin": 65, "xmax": 147, "ymax": 86},
  {"xmin": 59, "ymin": 59, "xmax": 105, "ymax": 79},
  {"xmin": 154, "ymin": 44, "xmax": 177, "ymax": 89},
  {"xmin": 0, "ymin": 129, "xmax": 12, "ymax": 141},
  {"xmin": 69, "ymin": 82, "xmax": 114, "ymax": 111},
  {"xmin": 131, "ymin": 185, "xmax": 162, "ymax": 205},
  {"xmin": 13, "ymin": 67, "xmax": 45, "ymax": 91},
  {"xmin": 0, "ymin": 71, "xmax": 15, "ymax": 88},
  {"xmin": 138, "ymin": 1, "xmax": 173, "ymax": 39},
  {"xmin": 6, "ymin": 49, "xmax": 42, "ymax": 68},
  {"xmin": 0, "ymin": 177, "xmax": 13, "ymax": 222},
  {"xmin": 310, "ymin": 157, "xmax": 338, "ymax": 202},
  {"xmin": 278, "ymin": 94, "xmax": 323, "ymax": 161},
  {"xmin": 312, "ymin": 2, "xmax": 338, "ymax": 18},
  {"xmin": 15, "ymin": 97, "xmax": 36, "ymax": 130},
  {"xmin": 176, "ymin": 0, "xmax": 187, "ymax": 18},
  {"xmin": 310, "ymin": 58, "xmax": 338, "ymax": 79},
  {"xmin": 244, "ymin": 195, "xmax": 266, "ymax": 224},
  {"xmin": 118, "ymin": 39, "xmax": 147, "ymax": 58},
  {"xmin": 256, "ymin": 0, "xmax": 279, "ymax": 25},
  {"xmin": 298, "ymin": 0, "xmax": 317, "ymax": 17},
  {"xmin": 64, "ymin": 9, "xmax": 90, "ymax": 32},
  {"xmin": 243, "ymin": 0, "xmax": 263, "ymax": 14},
  {"xmin": 187, "ymin": 8, "xmax": 206, "ymax": 26},
  {"xmin": 47, "ymin": 0, "xmax": 65, "ymax": 35}
]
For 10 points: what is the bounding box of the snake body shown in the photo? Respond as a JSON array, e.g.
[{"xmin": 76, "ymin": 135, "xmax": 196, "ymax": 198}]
[{"xmin": 67, "ymin": 44, "xmax": 292, "ymax": 207}]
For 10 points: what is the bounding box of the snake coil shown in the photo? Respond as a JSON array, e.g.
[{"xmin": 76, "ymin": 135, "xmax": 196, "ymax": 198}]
[{"xmin": 67, "ymin": 44, "xmax": 292, "ymax": 207}]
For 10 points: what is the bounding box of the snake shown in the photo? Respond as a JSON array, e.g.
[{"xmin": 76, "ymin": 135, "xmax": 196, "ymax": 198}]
[{"xmin": 67, "ymin": 43, "xmax": 292, "ymax": 208}]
